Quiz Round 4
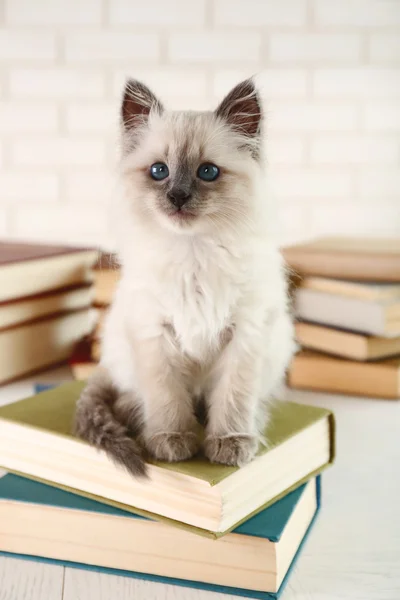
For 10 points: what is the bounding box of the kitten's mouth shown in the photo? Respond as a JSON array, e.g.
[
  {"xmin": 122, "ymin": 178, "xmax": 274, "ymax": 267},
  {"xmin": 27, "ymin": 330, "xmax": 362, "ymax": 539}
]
[{"xmin": 170, "ymin": 208, "xmax": 197, "ymax": 221}]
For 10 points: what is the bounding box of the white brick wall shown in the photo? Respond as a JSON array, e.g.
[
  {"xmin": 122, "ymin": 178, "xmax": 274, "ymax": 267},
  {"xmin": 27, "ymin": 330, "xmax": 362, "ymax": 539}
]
[
  {"xmin": 269, "ymin": 34, "xmax": 362, "ymax": 62},
  {"xmin": 168, "ymin": 33, "xmax": 262, "ymax": 62},
  {"xmin": 10, "ymin": 69, "xmax": 106, "ymax": 98},
  {"xmin": 5, "ymin": 0, "xmax": 103, "ymax": 26},
  {"xmin": 215, "ymin": 0, "xmax": 308, "ymax": 27},
  {"xmin": 0, "ymin": 0, "xmax": 398, "ymax": 248},
  {"xmin": 11, "ymin": 138, "xmax": 106, "ymax": 167},
  {"xmin": 0, "ymin": 103, "xmax": 58, "ymax": 133}
]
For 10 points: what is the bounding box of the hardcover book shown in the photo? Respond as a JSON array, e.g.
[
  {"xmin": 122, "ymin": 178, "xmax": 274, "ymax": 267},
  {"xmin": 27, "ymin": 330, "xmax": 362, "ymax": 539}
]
[
  {"xmin": 0, "ymin": 240, "xmax": 98, "ymax": 302},
  {"xmin": 92, "ymin": 252, "xmax": 120, "ymax": 306},
  {"xmin": 295, "ymin": 321, "xmax": 400, "ymax": 361},
  {"xmin": 289, "ymin": 350, "xmax": 400, "ymax": 399},
  {"xmin": 297, "ymin": 276, "xmax": 400, "ymax": 302},
  {"xmin": 0, "ymin": 284, "xmax": 92, "ymax": 331},
  {"xmin": 0, "ymin": 382, "xmax": 334, "ymax": 537},
  {"xmin": 0, "ymin": 473, "xmax": 321, "ymax": 598},
  {"xmin": 282, "ymin": 237, "xmax": 400, "ymax": 282},
  {"xmin": 294, "ymin": 288, "xmax": 400, "ymax": 337},
  {"xmin": 0, "ymin": 310, "xmax": 91, "ymax": 384}
]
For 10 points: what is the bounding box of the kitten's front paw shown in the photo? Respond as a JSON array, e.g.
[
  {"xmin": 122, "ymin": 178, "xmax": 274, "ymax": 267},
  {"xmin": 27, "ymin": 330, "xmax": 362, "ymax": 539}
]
[
  {"xmin": 204, "ymin": 434, "xmax": 258, "ymax": 467},
  {"xmin": 145, "ymin": 431, "xmax": 200, "ymax": 463}
]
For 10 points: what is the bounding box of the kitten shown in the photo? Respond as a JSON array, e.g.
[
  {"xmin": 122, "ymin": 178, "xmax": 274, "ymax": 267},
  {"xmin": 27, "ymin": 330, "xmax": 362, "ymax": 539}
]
[{"xmin": 74, "ymin": 77, "xmax": 295, "ymax": 478}]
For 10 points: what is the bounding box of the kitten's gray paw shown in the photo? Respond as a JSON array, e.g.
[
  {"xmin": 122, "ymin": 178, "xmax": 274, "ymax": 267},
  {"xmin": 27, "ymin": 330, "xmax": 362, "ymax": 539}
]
[
  {"xmin": 204, "ymin": 434, "xmax": 258, "ymax": 467},
  {"xmin": 145, "ymin": 432, "xmax": 200, "ymax": 462}
]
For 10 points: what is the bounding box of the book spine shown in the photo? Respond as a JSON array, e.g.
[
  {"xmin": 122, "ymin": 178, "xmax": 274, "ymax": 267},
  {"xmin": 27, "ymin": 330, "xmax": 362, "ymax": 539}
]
[
  {"xmin": 282, "ymin": 250, "xmax": 400, "ymax": 282},
  {"xmin": 288, "ymin": 354, "xmax": 399, "ymax": 399}
]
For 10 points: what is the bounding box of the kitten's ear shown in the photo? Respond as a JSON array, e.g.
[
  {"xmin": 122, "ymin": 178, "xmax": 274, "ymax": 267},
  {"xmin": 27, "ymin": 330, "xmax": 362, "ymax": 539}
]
[
  {"xmin": 215, "ymin": 78, "xmax": 262, "ymax": 138},
  {"xmin": 121, "ymin": 79, "xmax": 163, "ymax": 131}
]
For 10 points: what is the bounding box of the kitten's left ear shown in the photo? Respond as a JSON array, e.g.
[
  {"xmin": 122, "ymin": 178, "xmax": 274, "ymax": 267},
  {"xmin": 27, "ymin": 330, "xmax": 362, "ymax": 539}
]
[
  {"xmin": 121, "ymin": 79, "xmax": 163, "ymax": 131},
  {"xmin": 215, "ymin": 78, "xmax": 262, "ymax": 140}
]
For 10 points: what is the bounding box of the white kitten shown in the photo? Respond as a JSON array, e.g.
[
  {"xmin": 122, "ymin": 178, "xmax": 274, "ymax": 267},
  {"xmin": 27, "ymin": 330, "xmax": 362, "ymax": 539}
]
[{"xmin": 75, "ymin": 78, "xmax": 295, "ymax": 477}]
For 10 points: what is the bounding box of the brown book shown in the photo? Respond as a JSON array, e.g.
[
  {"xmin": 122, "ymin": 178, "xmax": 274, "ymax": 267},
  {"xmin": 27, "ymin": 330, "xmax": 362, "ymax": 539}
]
[
  {"xmin": 282, "ymin": 237, "xmax": 400, "ymax": 282},
  {"xmin": 295, "ymin": 322, "xmax": 400, "ymax": 361},
  {"xmin": 288, "ymin": 350, "xmax": 400, "ymax": 399},
  {"xmin": 93, "ymin": 252, "xmax": 120, "ymax": 306},
  {"xmin": 0, "ymin": 240, "xmax": 98, "ymax": 303}
]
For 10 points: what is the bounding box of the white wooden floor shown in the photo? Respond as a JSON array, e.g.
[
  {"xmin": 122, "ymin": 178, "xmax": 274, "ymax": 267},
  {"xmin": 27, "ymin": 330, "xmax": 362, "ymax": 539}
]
[{"xmin": 0, "ymin": 366, "xmax": 399, "ymax": 600}]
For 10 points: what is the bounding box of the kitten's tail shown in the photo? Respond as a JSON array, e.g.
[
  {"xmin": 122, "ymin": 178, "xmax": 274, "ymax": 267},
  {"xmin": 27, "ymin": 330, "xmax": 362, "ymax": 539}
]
[{"xmin": 74, "ymin": 369, "xmax": 147, "ymax": 478}]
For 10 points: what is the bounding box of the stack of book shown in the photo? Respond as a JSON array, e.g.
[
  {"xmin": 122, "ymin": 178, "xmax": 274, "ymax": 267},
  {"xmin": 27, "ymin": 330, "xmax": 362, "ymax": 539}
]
[
  {"xmin": 0, "ymin": 381, "xmax": 335, "ymax": 598},
  {"xmin": 69, "ymin": 252, "xmax": 120, "ymax": 380},
  {"xmin": 92, "ymin": 251, "xmax": 120, "ymax": 338},
  {"xmin": 0, "ymin": 241, "xmax": 97, "ymax": 384},
  {"xmin": 282, "ymin": 237, "xmax": 400, "ymax": 400}
]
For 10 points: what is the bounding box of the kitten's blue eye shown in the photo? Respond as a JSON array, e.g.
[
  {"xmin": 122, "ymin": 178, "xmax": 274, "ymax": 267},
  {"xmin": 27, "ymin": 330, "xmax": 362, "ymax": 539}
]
[
  {"xmin": 197, "ymin": 163, "xmax": 220, "ymax": 182},
  {"xmin": 150, "ymin": 162, "xmax": 169, "ymax": 181}
]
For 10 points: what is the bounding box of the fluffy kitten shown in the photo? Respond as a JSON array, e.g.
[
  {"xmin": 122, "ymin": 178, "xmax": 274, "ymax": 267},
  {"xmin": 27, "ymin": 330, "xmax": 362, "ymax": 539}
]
[{"xmin": 74, "ymin": 77, "xmax": 295, "ymax": 478}]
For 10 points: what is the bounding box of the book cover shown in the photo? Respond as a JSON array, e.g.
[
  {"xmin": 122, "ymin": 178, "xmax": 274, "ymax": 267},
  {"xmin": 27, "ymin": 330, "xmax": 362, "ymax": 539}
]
[
  {"xmin": 294, "ymin": 288, "xmax": 400, "ymax": 337},
  {"xmin": 0, "ymin": 473, "xmax": 321, "ymax": 599},
  {"xmin": 0, "ymin": 283, "xmax": 93, "ymax": 332},
  {"xmin": 0, "ymin": 310, "xmax": 92, "ymax": 385},
  {"xmin": 92, "ymin": 252, "xmax": 120, "ymax": 306},
  {"xmin": 297, "ymin": 276, "xmax": 400, "ymax": 302},
  {"xmin": 0, "ymin": 381, "xmax": 334, "ymax": 537},
  {"xmin": 0, "ymin": 240, "xmax": 98, "ymax": 303},
  {"xmin": 282, "ymin": 237, "xmax": 400, "ymax": 282},
  {"xmin": 68, "ymin": 337, "xmax": 98, "ymax": 380},
  {"xmin": 0, "ymin": 240, "xmax": 96, "ymax": 266},
  {"xmin": 289, "ymin": 350, "xmax": 400, "ymax": 399},
  {"xmin": 295, "ymin": 321, "xmax": 400, "ymax": 361}
]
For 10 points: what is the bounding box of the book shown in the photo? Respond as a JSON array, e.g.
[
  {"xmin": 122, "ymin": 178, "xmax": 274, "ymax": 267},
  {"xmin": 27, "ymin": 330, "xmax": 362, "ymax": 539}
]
[
  {"xmin": 68, "ymin": 336, "xmax": 98, "ymax": 380},
  {"xmin": 70, "ymin": 360, "xmax": 97, "ymax": 381},
  {"xmin": 0, "ymin": 381, "xmax": 335, "ymax": 537},
  {"xmin": 93, "ymin": 252, "xmax": 120, "ymax": 306},
  {"xmin": 0, "ymin": 473, "xmax": 321, "ymax": 598},
  {"xmin": 288, "ymin": 350, "xmax": 400, "ymax": 399},
  {"xmin": 297, "ymin": 276, "xmax": 400, "ymax": 302},
  {"xmin": 294, "ymin": 288, "xmax": 400, "ymax": 337},
  {"xmin": 0, "ymin": 284, "xmax": 92, "ymax": 331},
  {"xmin": 0, "ymin": 310, "xmax": 91, "ymax": 384},
  {"xmin": 91, "ymin": 338, "xmax": 101, "ymax": 361},
  {"xmin": 92, "ymin": 304, "xmax": 108, "ymax": 338},
  {"xmin": 295, "ymin": 322, "xmax": 400, "ymax": 361},
  {"xmin": 282, "ymin": 237, "xmax": 400, "ymax": 282},
  {"xmin": 0, "ymin": 240, "xmax": 98, "ymax": 302}
]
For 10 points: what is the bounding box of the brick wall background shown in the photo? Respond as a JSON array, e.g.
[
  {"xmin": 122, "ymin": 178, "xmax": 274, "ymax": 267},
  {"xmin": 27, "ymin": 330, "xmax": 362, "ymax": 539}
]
[{"xmin": 0, "ymin": 0, "xmax": 399, "ymax": 249}]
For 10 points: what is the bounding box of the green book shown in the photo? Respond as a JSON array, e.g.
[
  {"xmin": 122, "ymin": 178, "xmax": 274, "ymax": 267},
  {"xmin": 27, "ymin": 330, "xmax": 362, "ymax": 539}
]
[{"xmin": 0, "ymin": 382, "xmax": 335, "ymax": 538}]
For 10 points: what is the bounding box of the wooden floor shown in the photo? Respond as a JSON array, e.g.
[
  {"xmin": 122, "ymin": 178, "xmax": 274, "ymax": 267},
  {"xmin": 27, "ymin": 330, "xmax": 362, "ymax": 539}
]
[{"xmin": 0, "ymin": 366, "xmax": 399, "ymax": 600}]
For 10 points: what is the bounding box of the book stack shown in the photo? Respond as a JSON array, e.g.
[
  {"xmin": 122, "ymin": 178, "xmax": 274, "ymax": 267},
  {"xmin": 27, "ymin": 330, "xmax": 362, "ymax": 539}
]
[
  {"xmin": 282, "ymin": 237, "xmax": 400, "ymax": 400},
  {"xmin": 0, "ymin": 241, "xmax": 98, "ymax": 384},
  {"xmin": 0, "ymin": 381, "xmax": 335, "ymax": 598},
  {"xmin": 69, "ymin": 252, "xmax": 120, "ymax": 380},
  {"xmin": 92, "ymin": 251, "xmax": 120, "ymax": 338}
]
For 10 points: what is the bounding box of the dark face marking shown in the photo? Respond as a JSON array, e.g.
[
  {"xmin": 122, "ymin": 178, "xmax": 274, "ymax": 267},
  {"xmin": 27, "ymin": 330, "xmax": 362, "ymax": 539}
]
[{"xmin": 124, "ymin": 104, "xmax": 259, "ymax": 230}]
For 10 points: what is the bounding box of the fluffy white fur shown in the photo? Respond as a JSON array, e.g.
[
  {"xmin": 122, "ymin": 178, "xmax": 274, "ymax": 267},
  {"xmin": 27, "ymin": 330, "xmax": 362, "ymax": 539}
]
[{"xmin": 80, "ymin": 78, "xmax": 295, "ymax": 471}]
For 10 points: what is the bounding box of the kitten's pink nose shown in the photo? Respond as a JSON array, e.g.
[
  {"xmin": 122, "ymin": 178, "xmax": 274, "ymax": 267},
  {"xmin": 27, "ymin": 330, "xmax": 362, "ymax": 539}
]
[{"xmin": 167, "ymin": 188, "xmax": 191, "ymax": 209}]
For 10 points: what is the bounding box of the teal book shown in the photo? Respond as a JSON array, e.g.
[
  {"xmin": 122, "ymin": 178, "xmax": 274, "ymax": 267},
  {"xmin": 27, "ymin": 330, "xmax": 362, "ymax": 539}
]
[{"xmin": 0, "ymin": 473, "xmax": 321, "ymax": 599}]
